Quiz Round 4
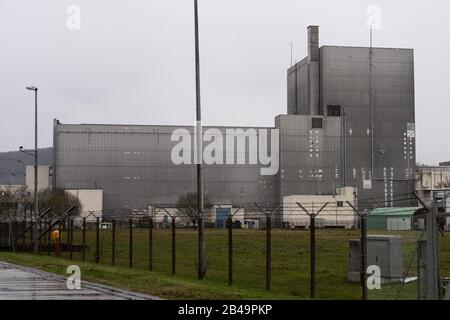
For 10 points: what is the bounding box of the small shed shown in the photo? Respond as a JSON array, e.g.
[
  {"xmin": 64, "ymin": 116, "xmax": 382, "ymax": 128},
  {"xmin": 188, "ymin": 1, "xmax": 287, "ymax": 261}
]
[{"xmin": 367, "ymin": 207, "xmax": 422, "ymax": 231}]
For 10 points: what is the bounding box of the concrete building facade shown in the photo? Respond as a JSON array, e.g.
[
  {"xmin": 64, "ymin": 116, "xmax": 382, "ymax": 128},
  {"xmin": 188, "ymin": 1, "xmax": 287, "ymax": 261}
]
[
  {"xmin": 66, "ymin": 189, "xmax": 103, "ymax": 223},
  {"xmin": 52, "ymin": 26, "xmax": 416, "ymax": 222},
  {"xmin": 283, "ymin": 187, "xmax": 357, "ymax": 229},
  {"xmin": 25, "ymin": 165, "xmax": 50, "ymax": 192},
  {"xmin": 52, "ymin": 122, "xmax": 278, "ymax": 215},
  {"xmin": 416, "ymin": 164, "xmax": 450, "ymax": 204}
]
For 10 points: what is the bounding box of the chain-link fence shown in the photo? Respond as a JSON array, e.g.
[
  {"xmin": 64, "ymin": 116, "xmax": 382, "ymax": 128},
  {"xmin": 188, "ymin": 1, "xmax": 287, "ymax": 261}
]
[
  {"xmin": 1, "ymin": 194, "xmax": 449, "ymax": 300},
  {"xmin": 439, "ymin": 213, "xmax": 450, "ymax": 298}
]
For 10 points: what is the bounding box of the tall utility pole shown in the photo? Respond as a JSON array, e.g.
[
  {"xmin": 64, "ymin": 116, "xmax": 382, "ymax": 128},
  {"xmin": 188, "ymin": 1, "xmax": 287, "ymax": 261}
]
[
  {"xmin": 369, "ymin": 27, "xmax": 374, "ymax": 182},
  {"xmin": 426, "ymin": 199, "xmax": 440, "ymax": 300},
  {"xmin": 194, "ymin": 0, "xmax": 206, "ymax": 279},
  {"xmin": 26, "ymin": 86, "xmax": 39, "ymax": 254},
  {"xmin": 290, "ymin": 42, "xmax": 293, "ymax": 67}
]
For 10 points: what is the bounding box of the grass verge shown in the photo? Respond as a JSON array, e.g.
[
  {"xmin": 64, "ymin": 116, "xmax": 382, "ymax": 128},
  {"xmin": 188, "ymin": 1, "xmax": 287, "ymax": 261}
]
[{"xmin": 0, "ymin": 252, "xmax": 295, "ymax": 300}]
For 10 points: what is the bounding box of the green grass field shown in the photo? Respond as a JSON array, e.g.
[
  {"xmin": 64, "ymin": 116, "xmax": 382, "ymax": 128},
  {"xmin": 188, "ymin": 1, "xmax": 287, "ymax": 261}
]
[{"xmin": 3, "ymin": 228, "xmax": 441, "ymax": 300}]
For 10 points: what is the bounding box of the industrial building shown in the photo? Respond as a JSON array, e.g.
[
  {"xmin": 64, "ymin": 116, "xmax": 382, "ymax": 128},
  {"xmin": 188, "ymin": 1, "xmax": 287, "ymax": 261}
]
[
  {"xmin": 52, "ymin": 26, "xmax": 416, "ymax": 225},
  {"xmin": 367, "ymin": 207, "xmax": 424, "ymax": 231},
  {"xmin": 0, "ymin": 166, "xmax": 50, "ymax": 194},
  {"xmin": 25, "ymin": 165, "xmax": 50, "ymax": 192},
  {"xmin": 416, "ymin": 163, "xmax": 450, "ymax": 204},
  {"xmin": 287, "ymin": 26, "xmax": 415, "ymax": 204},
  {"xmin": 283, "ymin": 187, "xmax": 357, "ymax": 229},
  {"xmin": 149, "ymin": 205, "xmax": 245, "ymax": 229},
  {"xmin": 52, "ymin": 123, "xmax": 277, "ymax": 211},
  {"xmin": 66, "ymin": 189, "xmax": 103, "ymax": 223}
]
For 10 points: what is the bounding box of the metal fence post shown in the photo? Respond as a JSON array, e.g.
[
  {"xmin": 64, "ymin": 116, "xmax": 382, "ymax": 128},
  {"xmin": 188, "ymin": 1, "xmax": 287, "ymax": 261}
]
[
  {"xmin": 65, "ymin": 219, "xmax": 69, "ymax": 257},
  {"xmin": 95, "ymin": 217, "xmax": 100, "ymax": 264},
  {"xmin": 148, "ymin": 217, "xmax": 153, "ymax": 271},
  {"xmin": 43, "ymin": 217, "xmax": 47, "ymax": 247},
  {"xmin": 417, "ymin": 240, "xmax": 427, "ymax": 300},
  {"xmin": 30, "ymin": 220, "xmax": 33, "ymax": 252},
  {"xmin": 38, "ymin": 220, "xmax": 42, "ymax": 255},
  {"xmin": 64, "ymin": 219, "xmax": 68, "ymax": 255},
  {"xmin": 228, "ymin": 216, "xmax": 233, "ymax": 286},
  {"xmin": 266, "ymin": 214, "xmax": 271, "ymax": 291},
  {"xmin": 417, "ymin": 241, "xmax": 422, "ymax": 301},
  {"xmin": 14, "ymin": 221, "xmax": 18, "ymax": 252},
  {"xmin": 23, "ymin": 217, "xmax": 26, "ymax": 248},
  {"xmin": 8, "ymin": 220, "xmax": 15, "ymax": 253},
  {"xmin": 255, "ymin": 204, "xmax": 281, "ymax": 292},
  {"xmin": 345, "ymin": 201, "xmax": 367, "ymax": 300},
  {"xmin": 112, "ymin": 219, "xmax": 116, "ymax": 266},
  {"xmin": 69, "ymin": 219, "xmax": 73, "ymax": 260},
  {"xmin": 297, "ymin": 202, "xmax": 329, "ymax": 299},
  {"xmin": 172, "ymin": 217, "xmax": 176, "ymax": 275},
  {"xmin": 310, "ymin": 213, "xmax": 316, "ymax": 299},
  {"xmin": 197, "ymin": 214, "xmax": 206, "ymax": 280},
  {"xmin": 67, "ymin": 219, "xmax": 71, "ymax": 260},
  {"xmin": 129, "ymin": 218, "xmax": 133, "ymax": 268},
  {"xmin": 13, "ymin": 221, "xmax": 18, "ymax": 253},
  {"xmin": 47, "ymin": 220, "xmax": 51, "ymax": 256},
  {"xmin": 361, "ymin": 213, "xmax": 368, "ymax": 300},
  {"xmin": 426, "ymin": 203, "xmax": 440, "ymax": 300},
  {"xmin": 82, "ymin": 218, "xmax": 86, "ymax": 262}
]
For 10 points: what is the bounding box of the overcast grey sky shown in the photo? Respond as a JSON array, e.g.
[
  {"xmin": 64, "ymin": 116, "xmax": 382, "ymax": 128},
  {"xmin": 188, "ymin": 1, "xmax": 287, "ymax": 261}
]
[{"xmin": 0, "ymin": 0, "xmax": 449, "ymax": 165}]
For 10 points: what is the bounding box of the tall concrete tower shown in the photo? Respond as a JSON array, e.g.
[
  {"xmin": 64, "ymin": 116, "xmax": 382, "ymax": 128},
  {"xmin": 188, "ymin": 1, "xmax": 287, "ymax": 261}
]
[{"xmin": 286, "ymin": 26, "xmax": 416, "ymax": 205}]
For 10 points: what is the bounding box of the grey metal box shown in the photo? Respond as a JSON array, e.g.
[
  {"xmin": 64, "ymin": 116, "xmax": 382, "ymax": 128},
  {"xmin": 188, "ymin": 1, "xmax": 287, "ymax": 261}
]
[{"xmin": 348, "ymin": 235, "xmax": 403, "ymax": 283}]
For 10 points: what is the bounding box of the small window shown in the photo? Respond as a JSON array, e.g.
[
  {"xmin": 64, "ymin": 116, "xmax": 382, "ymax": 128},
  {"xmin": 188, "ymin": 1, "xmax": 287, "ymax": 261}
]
[
  {"xmin": 337, "ymin": 201, "xmax": 344, "ymax": 207},
  {"xmin": 312, "ymin": 118, "xmax": 323, "ymax": 129},
  {"xmin": 327, "ymin": 105, "xmax": 341, "ymax": 117}
]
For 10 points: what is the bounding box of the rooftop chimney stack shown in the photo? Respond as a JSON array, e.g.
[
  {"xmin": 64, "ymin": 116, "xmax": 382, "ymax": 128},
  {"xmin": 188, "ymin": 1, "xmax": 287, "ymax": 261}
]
[
  {"xmin": 308, "ymin": 26, "xmax": 320, "ymax": 63},
  {"xmin": 307, "ymin": 26, "xmax": 320, "ymax": 115},
  {"xmin": 287, "ymin": 26, "xmax": 321, "ymax": 115}
]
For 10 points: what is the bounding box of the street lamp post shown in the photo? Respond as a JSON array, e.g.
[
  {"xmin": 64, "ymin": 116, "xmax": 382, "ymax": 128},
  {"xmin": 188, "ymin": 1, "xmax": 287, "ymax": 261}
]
[
  {"xmin": 193, "ymin": 0, "xmax": 206, "ymax": 279},
  {"xmin": 26, "ymin": 86, "xmax": 39, "ymax": 254}
]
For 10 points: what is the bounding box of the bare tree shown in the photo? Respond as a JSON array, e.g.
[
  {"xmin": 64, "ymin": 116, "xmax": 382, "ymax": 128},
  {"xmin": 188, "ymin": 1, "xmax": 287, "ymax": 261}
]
[
  {"xmin": 0, "ymin": 186, "xmax": 29, "ymax": 221},
  {"xmin": 38, "ymin": 188, "xmax": 82, "ymax": 218},
  {"xmin": 176, "ymin": 192, "xmax": 212, "ymax": 229}
]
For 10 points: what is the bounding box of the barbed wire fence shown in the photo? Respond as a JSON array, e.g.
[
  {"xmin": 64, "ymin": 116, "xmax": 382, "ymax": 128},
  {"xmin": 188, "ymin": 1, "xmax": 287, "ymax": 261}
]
[{"xmin": 0, "ymin": 191, "xmax": 449, "ymax": 300}]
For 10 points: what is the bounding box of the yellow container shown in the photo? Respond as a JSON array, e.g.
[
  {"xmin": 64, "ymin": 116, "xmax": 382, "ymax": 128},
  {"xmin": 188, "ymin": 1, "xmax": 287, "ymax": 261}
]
[{"xmin": 51, "ymin": 230, "xmax": 61, "ymax": 243}]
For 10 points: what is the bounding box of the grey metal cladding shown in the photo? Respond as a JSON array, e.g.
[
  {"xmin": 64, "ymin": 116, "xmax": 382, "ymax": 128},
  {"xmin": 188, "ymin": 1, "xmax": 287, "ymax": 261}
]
[
  {"xmin": 55, "ymin": 42, "xmax": 416, "ymax": 214},
  {"xmin": 276, "ymin": 114, "xmax": 342, "ymax": 200},
  {"xmin": 308, "ymin": 62, "xmax": 320, "ymax": 115},
  {"xmin": 54, "ymin": 124, "xmax": 278, "ymax": 211},
  {"xmin": 287, "ymin": 58, "xmax": 309, "ymax": 115},
  {"xmin": 320, "ymin": 46, "xmax": 415, "ymax": 202}
]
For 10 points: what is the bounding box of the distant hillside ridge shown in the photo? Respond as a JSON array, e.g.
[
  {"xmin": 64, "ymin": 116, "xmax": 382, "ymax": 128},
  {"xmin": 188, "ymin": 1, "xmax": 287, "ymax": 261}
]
[{"xmin": 0, "ymin": 147, "xmax": 53, "ymax": 185}]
